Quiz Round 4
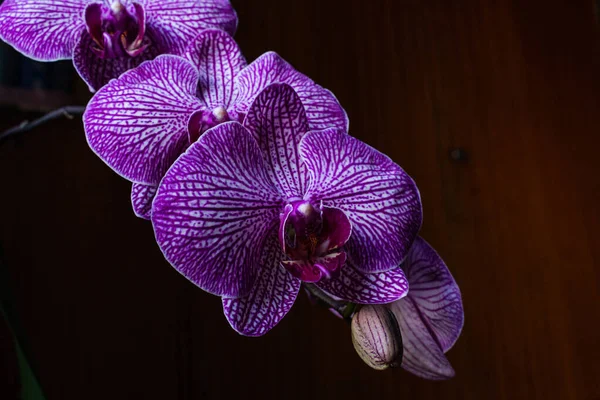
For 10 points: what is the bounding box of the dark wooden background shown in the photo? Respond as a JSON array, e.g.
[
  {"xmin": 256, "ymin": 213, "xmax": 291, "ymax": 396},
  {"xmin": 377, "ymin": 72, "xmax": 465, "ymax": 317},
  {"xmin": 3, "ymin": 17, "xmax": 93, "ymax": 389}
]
[{"xmin": 1, "ymin": 0, "xmax": 599, "ymax": 399}]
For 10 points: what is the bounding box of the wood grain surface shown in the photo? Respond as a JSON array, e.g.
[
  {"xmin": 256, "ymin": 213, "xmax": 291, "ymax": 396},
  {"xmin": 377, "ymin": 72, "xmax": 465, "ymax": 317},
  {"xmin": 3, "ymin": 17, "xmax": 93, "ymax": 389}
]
[{"xmin": 0, "ymin": 0, "xmax": 598, "ymax": 399}]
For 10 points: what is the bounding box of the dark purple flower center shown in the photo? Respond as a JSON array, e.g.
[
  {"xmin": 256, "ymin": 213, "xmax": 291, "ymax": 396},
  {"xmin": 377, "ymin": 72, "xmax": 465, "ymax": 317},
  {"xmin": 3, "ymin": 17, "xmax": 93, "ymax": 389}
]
[
  {"xmin": 187, "ymin": 107, "xmax": 244, "ymax": 143},
  {"xmin": 279, "ymin": 201, "xmax": 351, "ymax": 283},
  {"xmin": 283, "ymin": 201, "xmax": 323, "ymax": 259},
  {"xmin": 85, "ymin": 1, "xmax": 147, "ymax": 59}
]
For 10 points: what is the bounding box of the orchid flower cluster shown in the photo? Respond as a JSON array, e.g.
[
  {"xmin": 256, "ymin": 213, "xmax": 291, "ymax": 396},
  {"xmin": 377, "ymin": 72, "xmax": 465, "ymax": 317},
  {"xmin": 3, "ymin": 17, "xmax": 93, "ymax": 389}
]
[{"xmin": 0, "ymin": 0, "xmax": 464, "ymax": 379}]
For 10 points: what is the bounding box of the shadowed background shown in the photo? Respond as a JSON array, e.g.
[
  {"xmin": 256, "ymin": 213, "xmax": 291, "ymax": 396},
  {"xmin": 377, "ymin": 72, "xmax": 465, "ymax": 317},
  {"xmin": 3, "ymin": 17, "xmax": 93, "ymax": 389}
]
[{"xmin": 0, "ymin": 0, "xmax": 599, "ymax": 399}]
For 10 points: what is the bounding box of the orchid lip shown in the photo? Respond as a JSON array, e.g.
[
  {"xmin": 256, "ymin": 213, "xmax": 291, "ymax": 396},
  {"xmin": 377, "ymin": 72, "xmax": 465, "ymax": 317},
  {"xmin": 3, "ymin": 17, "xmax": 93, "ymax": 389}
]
[
  {"xmin": 279, "ymin": 200, "xmax": 352, "ymax": 282},
  {"xmin": 85, "ymin": 1, "xmax": 146, "ymax": 59}
]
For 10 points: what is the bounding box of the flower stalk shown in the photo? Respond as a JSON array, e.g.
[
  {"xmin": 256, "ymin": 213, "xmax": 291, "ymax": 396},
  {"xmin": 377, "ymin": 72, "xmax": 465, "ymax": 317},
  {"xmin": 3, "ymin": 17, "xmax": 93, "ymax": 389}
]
[
  {"xmin": 0, "ymin": 106, "xmax": 85, "ymax": 144},
  {"xmin": 303, "ymin": 283, "xmax": 357, "ymax": 321}
]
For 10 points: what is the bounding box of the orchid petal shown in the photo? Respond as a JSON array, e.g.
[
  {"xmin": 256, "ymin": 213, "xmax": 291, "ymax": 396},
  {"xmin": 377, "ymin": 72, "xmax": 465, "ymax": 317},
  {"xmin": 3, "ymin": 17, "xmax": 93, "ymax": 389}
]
[
  {"xmin": 73, "ymin": 29, "xmax": 161, "ymax": 91},
  {"xmin": 387, "ymin": 237, "xmax": 463, "ymax": 379},
  {"xmin": 84, "ymin": 55, "xmax": 203, "ymax": 185},
  {"xmin": 244, "ymin": 83, "xmax": 309, "ymax": 199},
  {"xmin": 131, "ymin": 183, "xmax": 158, "ymax": 220},
  {"xmin": 234, "ymin": 52, "xmax": 348, "ymax": 131},
  {"xmin": 400, "ymin": 237, "xmax": 464, "ymax": 352},
  {"xmin": 152, "ymin": 122, "xmax": 284, "ymax": 297},
  {"xmin": 140, "ymin": 0, "xmax": 238, "ymax": 55},
  {"xmin": 184, "ymin": 29, "xmax": 246, "ymax": 108},
  {"xmin": 300, "ymin": 128, "xmax": 422, "ymax": 273},
  {"xmin": 316, "ymin": 261, "xmax": 408, "ymax": 304},
  {"xmin": 223, "ymin": 229, "xmax": 300, "ymax": 336},
  {"xmin": 389, "ymin": 296, "xmax": 455, "ymax": 380},
  {"xmin": 318, "ymin": 206, "xmax": 352, "ymax": 253},
  {"xmin": 0, "ymin": 0, "xmax": 88, "ymax": 61}
]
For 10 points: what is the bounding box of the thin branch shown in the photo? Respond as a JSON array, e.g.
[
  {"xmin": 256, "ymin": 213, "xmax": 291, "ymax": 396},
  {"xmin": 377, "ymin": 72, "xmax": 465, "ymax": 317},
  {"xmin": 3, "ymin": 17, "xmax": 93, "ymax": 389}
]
[
  {"xmin": 0, "ymin": 106, "xmax": 86, "ymax": 144},
  {"xmin": 303, "ymin": 283, "xmax": 357, "ymax": 323},
  {"xmin": 342, "ymin": 302, "xmax": 358, "ymax": 320}
]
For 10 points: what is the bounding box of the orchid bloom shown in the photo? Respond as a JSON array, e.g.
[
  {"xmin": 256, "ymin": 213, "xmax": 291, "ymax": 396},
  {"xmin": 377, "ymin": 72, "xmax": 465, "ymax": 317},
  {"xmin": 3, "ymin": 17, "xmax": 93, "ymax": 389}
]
[
  {"xmin": 84, "ymin": 28, "xmax": 348, "ymax": 219},
  {"xmin": 384, "ymin": 237, "xmax": 464, "ymax": 379},
  {"xmin": 151, "ymin": 83, "xmax": 422, "ymax": 336},
  {"xmin": 0, "ymin": 0, "xmax": 237, "ymax": 90}
]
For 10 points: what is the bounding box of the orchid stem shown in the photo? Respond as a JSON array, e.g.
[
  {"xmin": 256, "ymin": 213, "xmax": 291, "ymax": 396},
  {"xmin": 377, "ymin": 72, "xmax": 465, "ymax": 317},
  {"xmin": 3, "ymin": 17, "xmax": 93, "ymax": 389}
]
[
  {"xmin": 303, "ymin": 283, "xmax": 357, "ymax": 321},
  {"xmin": 342, "ymin": 302, "xmax": 358, "ymax": 319},
  {"xmin": 304, "ymin": 283, "xmax": 345, "ymax": 310},
  {"xmin": 0, "ymin": 106, "xmax": 86, "ymax": 145}
]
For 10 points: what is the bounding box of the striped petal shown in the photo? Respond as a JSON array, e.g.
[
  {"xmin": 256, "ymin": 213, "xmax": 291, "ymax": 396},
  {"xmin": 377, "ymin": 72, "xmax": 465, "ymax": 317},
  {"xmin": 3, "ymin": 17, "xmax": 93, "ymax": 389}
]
[
  {"xmin": 244, "ymin": 83, "xmax": 309, "ymax": 199},
  {"xmin": 387, "ymin": 237, "xmax": 464, "ymax": 380},
  {"xmin": 131, "ymin": 183, "xmax": 158, "ymax": 220},
  {"xmin": 140, "ymin": 0, "xmax": 238, "ymax": 55},
  {"xmin": 300, "ymin": 129, "xmax": 422, "ymax": 273},
  {"xmin": 316, "ymin": 261, "xmax": 408, "ymax": 304},
  {"xmin": 401, "ymin": 237, "xmax": 464, "ymax": 351},
  {"xmin": 84, "ymin": 55, "xmax": 203, "ymax": 185},
  {"xmin": 73, "ymin": 29, "xmax": 161, "ymax": 92},
  {"xmin": 0, "ymin": 0, "xmax": 88, "ymax": 61},
  {"xmin": 152, "ymin": 122, "xmax": 284, "ymax": 297},
  {"xmin": 184, "ymin": 29, "xmax": 246, "ymax": 108},
  {"xmin": 390, "ymin": 294, "xmax": 454, "ymax": 379},
  {"xmin": 234, "ymin": 52, "xmax": 348, "ymax": 131},
  {"xmin": 223, "ymin": 229, "xmax": 301, "ymax": 336}
]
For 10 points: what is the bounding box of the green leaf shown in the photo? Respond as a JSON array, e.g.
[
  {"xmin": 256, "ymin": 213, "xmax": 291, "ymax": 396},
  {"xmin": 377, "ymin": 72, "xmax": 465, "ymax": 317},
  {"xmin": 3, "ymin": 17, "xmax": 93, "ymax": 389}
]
[{"xmin": 0, "ymin": 305, "xmax": 47, "ymax": 400}]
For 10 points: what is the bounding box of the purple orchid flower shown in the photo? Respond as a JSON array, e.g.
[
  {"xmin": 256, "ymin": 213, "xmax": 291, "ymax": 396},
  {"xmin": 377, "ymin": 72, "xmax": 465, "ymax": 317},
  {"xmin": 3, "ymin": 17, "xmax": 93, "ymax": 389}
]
[
  {"xmin": 386, "ymin": 237, "xmax": 464, "ymax": 379},
  {"xmin": 151, "ymin": 83, "xmax": 422, "ymax": 336},
  {"xmin": 84, "ymin": 28, "xmax": 348, "ymax": 219},
  {"xmin": 0, "ymin": 0, "xmax": 237, "ymax": 90}
]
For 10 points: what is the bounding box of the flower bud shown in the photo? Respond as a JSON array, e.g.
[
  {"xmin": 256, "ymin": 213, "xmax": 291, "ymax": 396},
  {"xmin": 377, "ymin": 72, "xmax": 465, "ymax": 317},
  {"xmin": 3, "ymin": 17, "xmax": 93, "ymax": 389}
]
[{"xmin": 351, "ymin": 305, "xmax": 403, "ymax": 370}]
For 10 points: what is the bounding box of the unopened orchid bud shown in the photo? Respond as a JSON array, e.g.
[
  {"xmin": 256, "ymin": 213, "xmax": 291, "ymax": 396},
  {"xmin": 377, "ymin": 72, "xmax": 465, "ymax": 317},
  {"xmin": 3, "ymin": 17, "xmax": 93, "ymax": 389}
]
[{"xmin": 351, "ymin": 305, "xmax": 403, "ymax": 370}]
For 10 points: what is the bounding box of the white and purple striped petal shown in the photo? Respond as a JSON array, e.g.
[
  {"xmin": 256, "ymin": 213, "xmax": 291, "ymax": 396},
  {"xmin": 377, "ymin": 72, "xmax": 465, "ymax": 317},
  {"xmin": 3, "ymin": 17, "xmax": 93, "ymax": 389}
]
[
  {"xmin": 390, "ymin": 295, "xmax": 454, "ymax": 379},
  {"xmin": 140, "ymin": 0, "xmax": 238, "ymax": 55},
  {"xmin": 300, "ymin": 128, "xmax": 422, "ymax": 273},
  {"xmin": 316, "ymin": 261, "xmax": 408, "ymax": 304},
  {"xmin": 0, "ymin": 0, "xmax": 88, "ymax": 61},
  {"xmin": 399, "ymin": 237, "xmax": 464, "ymax": 352},
  {"xmin": 73, "ymin": 29, "xmax": 161, "ymax": 92},
  {"xmin": 223, "ymin": 229, "xmax": 301, "ymax": 336},
  {"xmin": 233, "ymin": 52, "xmax": 348, "ymax": 131},
  {"xmin": 152, "ymin": 122, "xmax": 284, "ymax": 297},
  {"xmin": 131, "ymin": 183, "xmax": 158, "ymax": 220},
  {"xmin": 84, "ymin": 55, "xmax": 203, "ymax": 185},
  {"xmin": 185, "ymin": 29, "xmax": 246, "ymax": 108},
  {"xmin": 388, "ymin": 237, "xmax": 464, "ymax": 379},
  {"xmin": 244, "ymin": 83, "xmax": 309, "ymax": 199}
]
